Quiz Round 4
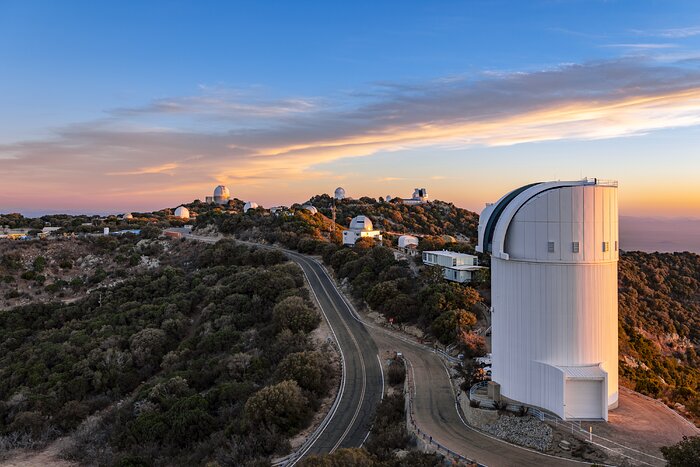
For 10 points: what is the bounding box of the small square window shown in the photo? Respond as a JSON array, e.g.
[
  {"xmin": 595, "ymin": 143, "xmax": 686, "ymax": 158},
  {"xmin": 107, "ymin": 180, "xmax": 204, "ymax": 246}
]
[
  {"xmin": 547, "ymin": 241, "xmax": 555, "ymax": 253},
  {"xmin": 602, "ymin": 241, "xmax": 609, "ymax": 252},
  {"xmin": 572, "ymin": 241, "xmax": 580, "ymax": 253}
]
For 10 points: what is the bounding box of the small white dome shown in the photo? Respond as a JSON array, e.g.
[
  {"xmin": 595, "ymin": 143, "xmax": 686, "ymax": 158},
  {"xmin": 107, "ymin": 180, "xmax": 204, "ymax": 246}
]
[
  {"xmin": 303, "ymin": 205, "xmax": 318, "ymax": 215},
  {"xmin": 334, "ymin": 187, "xmax": 346, "ymax": 200},
  {"xmin": 123, "ymin": 213, "xmax": 134, "ymax": 219},
  {"xmin": 244, "ymin": 201, "xmax": 259, "ymax": 212},
  {"xmin": 398, "ymin": 235, "xmax": 419, "ymax": 248},
  {"xmin": 213, "ymin": 185, "xmax": 230, "ymax": 204},
  {"xmin": 350, "ymin": 215, "xmax": 373, "ymax": 231},
  {"xmin": 174, "ymin": 206, "xmax": 190, "ymax": 219},
  {"xmin": 385, "ymin": 195, "xmax": 392, "ymax": 202}
]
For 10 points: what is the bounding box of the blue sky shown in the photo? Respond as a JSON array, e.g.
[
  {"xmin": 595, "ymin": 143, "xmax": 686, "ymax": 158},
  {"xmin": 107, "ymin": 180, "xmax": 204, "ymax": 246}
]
[{"xmin": 1, "ymin": 0, "xmax": 700, "ymax": 216}]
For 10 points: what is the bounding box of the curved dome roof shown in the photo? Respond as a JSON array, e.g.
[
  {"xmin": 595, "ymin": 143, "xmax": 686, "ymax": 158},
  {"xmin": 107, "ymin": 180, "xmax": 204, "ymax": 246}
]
[
  {"xmin": 334, "ymin": 187, "xmax": 346, "ymax": 200},
  {"xmin": 213, "ymin": 185, "xmax": 230, "ymax": 203},
  {"xmin": 476, "ymin": 178, "xmax": 618, "ymax": 259},
  {"xmin": 174, "ymin": 206, "xmax": 190, "ymax": 219},
  {"xmin": 302, "ymin": 205, "xmax": 318, "ymax": 215},
  {"xmin": 350, "ymin": 215, "xmax": 374, "ymax": 231},
  {"xmin": 123, "ymin": 213, "xmax": 133, "ymax": 219},
  {"xmin": 398, "ymin": 235, "xmax": 419, "ymax": 248},
  {"xmin": 243, "ymin": 201, "xmax": 258, "ymax": 212}
]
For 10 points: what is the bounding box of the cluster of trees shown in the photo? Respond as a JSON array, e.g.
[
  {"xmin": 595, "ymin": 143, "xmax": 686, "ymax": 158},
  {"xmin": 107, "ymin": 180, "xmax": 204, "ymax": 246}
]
[
  {"xmin": 618, "ymin": 251, "xmax": 700, "ymax": 420},
  {"xmin": 0, "ymin": 239, "xmax": 334, "ymax": 465}
]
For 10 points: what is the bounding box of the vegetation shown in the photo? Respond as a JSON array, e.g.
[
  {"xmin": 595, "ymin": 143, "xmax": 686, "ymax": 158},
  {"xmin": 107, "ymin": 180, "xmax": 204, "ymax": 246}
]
[
  {"xmin": 0, "ymin": 239, "xmax": 336, "ymax": 465},
  {"xmin": 300, "ymin": 392, "xmax": 442, "ymax": 467},
  {"xmin": 661, "ymin": 435, "xmax": 700, "ymax": 467},
  {"xmin": 618, "ymin": 251, "xmax": 700, "ymax": 420}
]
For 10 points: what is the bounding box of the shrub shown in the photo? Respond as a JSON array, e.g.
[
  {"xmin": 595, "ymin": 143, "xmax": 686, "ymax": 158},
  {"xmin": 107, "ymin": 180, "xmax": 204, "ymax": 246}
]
[
  {"xmin": 387, "ymin": 360, "xmax": 406, "ymax": 386},
  {"xmin": 243, "ymin": 380, "xmax": 310, "ymax": 434},
  {"xmin": 272, "ymin": 296, "xmax": 320, "ymax": 334}
]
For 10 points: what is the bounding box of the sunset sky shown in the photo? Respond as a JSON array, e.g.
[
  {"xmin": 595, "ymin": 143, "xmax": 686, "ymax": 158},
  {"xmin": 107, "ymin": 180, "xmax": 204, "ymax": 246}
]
[{"xmin": 2, "ymin": 0, "xmax": 700, "ymax": 217}]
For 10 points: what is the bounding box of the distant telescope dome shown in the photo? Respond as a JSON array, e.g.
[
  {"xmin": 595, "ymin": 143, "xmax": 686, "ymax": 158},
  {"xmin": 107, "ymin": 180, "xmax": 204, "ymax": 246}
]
[
  {"xmin": 334, "ymin": 187, "xmax": 346, "ymax": 200},
  {"xmin": 244, "ymin": 201, "xmax": 258, "ymax": 212},
  {"xmin": 442, "ymin": 235, "xmax": 457, "ymax": 243},
  {"xmin": 174, "ymin": 206, "xmax": 190, "ymax": 219},
  {"xmin": 385, "ymin": 195, "xmax": 392, "ymax": 202},
  {"xmin": 303, "ymin": 205, "xmax": 318, "ymax": 215},
  {"xmin": 350, "ymin": 215, "xmax": 373, "ymax": 231},
  {"xmin": 123, "ymin": 213, "xmax": 134, "ymax": 219},
  {"xmin": 213, "ymin": 185, "xmax": 230, "ymax": 204},
  {"xmin": 398, "ymin": 235, "xmax": 419, "ymax": 248}
]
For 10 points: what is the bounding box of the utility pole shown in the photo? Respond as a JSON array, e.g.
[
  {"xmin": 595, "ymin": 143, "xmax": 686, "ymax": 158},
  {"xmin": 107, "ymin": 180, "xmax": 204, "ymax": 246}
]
[{"xmin": 331, "ymin": 199, "xmax": 336, "ymax": 232}]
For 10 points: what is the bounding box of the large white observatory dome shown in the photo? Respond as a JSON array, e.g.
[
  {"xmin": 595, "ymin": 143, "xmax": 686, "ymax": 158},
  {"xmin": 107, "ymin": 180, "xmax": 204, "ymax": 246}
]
[
  {"xmin": 477, "ymin": 178, "xmax": 619, "ymax": 421},
  {"xmin": 334, "ymin": 187, "xmax": 346, "ymax": 200},
  {"xmin": 213, "ymin": 185, "xmax": 230, "ymax": 204},
  {"xmin": 123, "ymin": 213, "xmax": 134, "ymax": 219},
  {"xmin": 349, "ymin": 215, "xmax": 373, "ymax": 231},
  {"xmin": 174, "ymin": 206, "xmax": 190, "ymax": 219},
  {"xmin": 302, "ymin": 205, "xmax": 318, "ymax": 215},
  {"xmin": 243, "ymin": 201, "xmax": 258, "ymax": 212}
]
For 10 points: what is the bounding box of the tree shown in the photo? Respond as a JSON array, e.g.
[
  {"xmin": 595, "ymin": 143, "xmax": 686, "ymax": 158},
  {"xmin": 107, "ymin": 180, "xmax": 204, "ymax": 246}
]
[
  {"xmin": 243, "ymin": 380, "xmax": 309, "ymax": 434},
  {"xmin": 130, "ymin": 328, "xmax": 167, "ymax": 367},
  {"xmin": 661, "ymin": 436, "xmax": 700, "ymax": 467},
  {"xmin": 276, "ymin": 351, "xmax": 330, "ymax": 396},
  {"xmin": 273, "ymin": 296, "xmax": 320, "ymax": 334},
  {"xmin": 431, "ymin": 309, "xmax": 477, "ymax": 345}
]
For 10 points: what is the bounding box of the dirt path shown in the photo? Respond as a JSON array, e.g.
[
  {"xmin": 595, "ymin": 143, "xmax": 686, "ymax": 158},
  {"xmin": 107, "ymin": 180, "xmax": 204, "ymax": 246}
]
[{"xmin": 0, "ymin": 438, "xmax": 76, "ymax": 467}]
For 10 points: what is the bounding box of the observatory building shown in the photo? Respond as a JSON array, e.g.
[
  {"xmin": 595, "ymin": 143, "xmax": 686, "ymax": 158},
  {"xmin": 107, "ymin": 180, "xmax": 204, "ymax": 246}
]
[
  {"xmin": 342, "ymin": 215, "xmax": 382, "ymax": 246},
  {"xmin": 206, "ymin": 185, "xmax": 231, "ymax": 205},
  {"xmin": 243, "ymin": 201, "xmax": 259, "ymax": 212},
  {"xmin": 174, "ymin": 206, "xmax": 190, "ymax": 220},
  {"xmin": 403, "ymin": 188, "xmax": 429, "ymax": 205},
  {"xmin": 476, "ymin": 178, "xmax": 619, "ymax": 421},
  {"xmin": 302, "ymin": 205, "xmax": 318, "ymax": 215},
  {"xmin": 334, "ymin": 187, "xmax": 346, "ymax": 200}
]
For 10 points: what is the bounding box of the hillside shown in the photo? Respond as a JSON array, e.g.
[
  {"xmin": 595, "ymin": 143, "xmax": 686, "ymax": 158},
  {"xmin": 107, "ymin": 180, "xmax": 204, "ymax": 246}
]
[
  {"xmin": 194, "ymin": 197, "xmax": 700, "ymax": 423},
  {"xmin": 0, "ymin": 239, "xmax": 339, "ymax": 465}
]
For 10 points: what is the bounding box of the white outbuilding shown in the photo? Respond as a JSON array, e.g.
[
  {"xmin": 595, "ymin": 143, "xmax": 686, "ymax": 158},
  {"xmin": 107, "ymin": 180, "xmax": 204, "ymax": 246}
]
[
  {"xmin": 421, "ymin": 250, "xmax": 482, "ymax": 283},
  {"xmin": 174, "ymin": 206, "xmax": 190, "ymax": 219},
  {"xmin": 476, "ymin": 178, "xmax": 619, "ymax": 421},
  {"xmin": 342, "ymin": 215, "xmax": 382, "ymax": 246},
  {"xmin": 243, "ymin": 201, "xmax": 259, "ymax": 212},
  {"xmin": 334, "ymin": 187, "xmax": 346, "ymax": 200},
  {"xmin": 397, "ymin": 235, "xmax": 419, "ymax": 256}
]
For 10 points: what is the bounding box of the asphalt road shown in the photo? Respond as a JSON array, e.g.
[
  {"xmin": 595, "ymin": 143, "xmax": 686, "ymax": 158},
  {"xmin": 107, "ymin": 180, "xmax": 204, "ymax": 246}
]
[
  {"xmin": 185, "ymin": 234, "xmax": 585, "ymax": 466},
  {"xmin": 186, "ymin": 235, "xmax": 384, "ymax": 460},
  {"xmin": 284, "ymin": 251, "xmax": 384, "ymax": 456}
]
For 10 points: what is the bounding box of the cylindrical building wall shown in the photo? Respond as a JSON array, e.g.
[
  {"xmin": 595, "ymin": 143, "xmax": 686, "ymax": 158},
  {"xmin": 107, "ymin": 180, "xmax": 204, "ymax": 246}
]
[{"xmin": 484, "ymin": 180, "xmax": 619, "ymax": 418}]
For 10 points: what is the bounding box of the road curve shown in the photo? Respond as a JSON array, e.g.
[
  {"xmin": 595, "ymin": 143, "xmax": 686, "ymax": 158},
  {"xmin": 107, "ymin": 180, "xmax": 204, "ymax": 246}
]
[
  {"xmin": 186, "ymin": 235, "xmax": 584, "ymax": 466},
  {"xmin": 185, "ymin": 235, "xmax": 383, "ymax": 462},
  {"xmin": 284, "ymin": 251, "xmax": 383, "ymax": 457}
]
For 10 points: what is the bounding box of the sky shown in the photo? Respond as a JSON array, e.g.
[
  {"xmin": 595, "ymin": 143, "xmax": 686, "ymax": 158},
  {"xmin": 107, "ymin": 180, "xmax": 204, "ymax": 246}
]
[{"xmin": 2, "ymin": 0, "xmax": 700, "ymax": 218}]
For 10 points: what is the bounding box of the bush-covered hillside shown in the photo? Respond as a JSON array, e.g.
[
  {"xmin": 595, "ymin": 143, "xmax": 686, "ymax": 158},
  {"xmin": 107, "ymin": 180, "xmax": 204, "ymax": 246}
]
[
  {"xmin": 0, "ymin": 239, "xmax": 336, "ymax": 465},
  {"xmin": 618, "ymin": 251, "xmax": 700, "ymax": 421},
  {"xmin": 306, "ymin": 194, "xmax": 479, "ymax": 241}
]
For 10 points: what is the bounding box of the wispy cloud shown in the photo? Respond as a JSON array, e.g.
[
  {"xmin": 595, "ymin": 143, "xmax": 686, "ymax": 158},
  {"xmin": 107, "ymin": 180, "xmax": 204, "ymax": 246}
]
[
  {"xmin": 3, "ymin": 58, "xmax": 700, "ymax": 209},
  {"xmin": 603, "ymin": 43, "xmax": 678, "ymax": 49},
  {"xmin": 634, "ymin": 26, "xmax": 700, "ymax": 38}
]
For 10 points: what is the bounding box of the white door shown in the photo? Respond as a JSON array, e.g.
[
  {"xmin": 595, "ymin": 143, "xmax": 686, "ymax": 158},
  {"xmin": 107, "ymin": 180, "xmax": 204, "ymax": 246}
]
[{"xmin": 564, "ymin": 379, "xmax": 603, "ymax": 419}]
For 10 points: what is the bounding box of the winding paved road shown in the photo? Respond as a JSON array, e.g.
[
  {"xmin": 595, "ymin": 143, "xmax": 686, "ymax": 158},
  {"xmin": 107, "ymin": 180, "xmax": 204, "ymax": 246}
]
[
  {"xmin": 187, "ymin": 234, "xmax": 383, "ymax": 462},
  {"xmin": 186, "ymin": 234, "xmax": 591, "ymax": 466}
]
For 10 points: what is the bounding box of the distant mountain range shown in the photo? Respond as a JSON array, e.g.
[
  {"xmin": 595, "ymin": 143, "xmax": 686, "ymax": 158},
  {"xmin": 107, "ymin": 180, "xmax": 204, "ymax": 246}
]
[{"xmin": 620, "ymin": 216, "xmax": 700, "ymax": 254}]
